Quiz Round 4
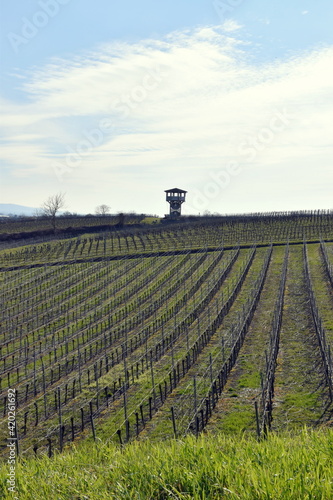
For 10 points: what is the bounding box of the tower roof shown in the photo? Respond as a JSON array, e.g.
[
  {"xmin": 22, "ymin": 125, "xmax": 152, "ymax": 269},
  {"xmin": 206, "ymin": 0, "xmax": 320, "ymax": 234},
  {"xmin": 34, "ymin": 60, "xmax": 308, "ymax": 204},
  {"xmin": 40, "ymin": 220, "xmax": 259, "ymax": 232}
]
[{"xmin": 164, "ymin": 188, "xmax": 187, "ymax": 193}]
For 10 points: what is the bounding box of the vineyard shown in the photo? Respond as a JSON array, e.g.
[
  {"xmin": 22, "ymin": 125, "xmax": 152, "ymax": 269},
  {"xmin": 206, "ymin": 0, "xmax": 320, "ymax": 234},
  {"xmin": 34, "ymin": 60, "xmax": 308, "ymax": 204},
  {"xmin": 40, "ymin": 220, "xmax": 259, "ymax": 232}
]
[
  {"xmin": 0, "ymin": 213, "xmax": 145, "ymax": 237},
  {"xmin": 1, "ymin": 212, "xmax": 333, "ymax": 460}
]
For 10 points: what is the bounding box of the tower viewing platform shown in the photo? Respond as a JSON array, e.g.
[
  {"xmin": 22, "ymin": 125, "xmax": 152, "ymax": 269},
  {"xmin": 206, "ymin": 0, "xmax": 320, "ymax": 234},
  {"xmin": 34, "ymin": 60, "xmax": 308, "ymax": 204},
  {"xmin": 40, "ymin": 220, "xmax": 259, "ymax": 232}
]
[{"xmin": 165, "ymin": 188, "xmax": 187, "ymax": 218}]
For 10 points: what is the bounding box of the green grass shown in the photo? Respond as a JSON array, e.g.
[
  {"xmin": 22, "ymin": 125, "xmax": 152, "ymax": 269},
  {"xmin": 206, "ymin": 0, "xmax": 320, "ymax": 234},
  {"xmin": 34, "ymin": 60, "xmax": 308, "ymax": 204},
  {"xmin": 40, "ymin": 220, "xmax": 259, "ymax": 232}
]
[
  {"xmin": 212, "ymin": 403, "xmax": 256, "ymax": 434},
  {"xmin": 141, "ymin": 217, "xmax": 161, "ymax": 224},
  {"xmin": 1, "ymin": 428, "xmax": 333, "ymax": 499},
  {"xmin": 237, "ymin": 366, "xmax": 261, "ymax": 389}
]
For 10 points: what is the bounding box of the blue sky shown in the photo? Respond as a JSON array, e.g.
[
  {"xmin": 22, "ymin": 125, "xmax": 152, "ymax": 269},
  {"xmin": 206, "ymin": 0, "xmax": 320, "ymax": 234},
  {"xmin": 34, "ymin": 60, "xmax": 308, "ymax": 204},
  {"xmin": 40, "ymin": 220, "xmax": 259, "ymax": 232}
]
[{"xmin": 0, "ymin": 0, "xmax": 332, "ymax": 215}]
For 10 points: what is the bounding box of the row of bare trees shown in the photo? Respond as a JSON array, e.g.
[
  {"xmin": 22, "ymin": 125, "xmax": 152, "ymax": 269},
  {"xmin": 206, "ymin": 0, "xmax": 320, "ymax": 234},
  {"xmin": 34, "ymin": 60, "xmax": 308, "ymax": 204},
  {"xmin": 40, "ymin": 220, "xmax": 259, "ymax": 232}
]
[{"xmin": 39, "ymin": 193, "xmax": 111, "ymax": 231}]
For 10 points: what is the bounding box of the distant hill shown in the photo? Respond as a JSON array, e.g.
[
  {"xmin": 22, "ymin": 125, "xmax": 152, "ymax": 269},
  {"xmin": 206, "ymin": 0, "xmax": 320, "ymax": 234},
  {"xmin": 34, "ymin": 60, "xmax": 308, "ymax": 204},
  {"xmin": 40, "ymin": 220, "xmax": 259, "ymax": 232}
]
[{"xmin": 0, "ymin": 203, "xmax": 37, "ymax": 216}]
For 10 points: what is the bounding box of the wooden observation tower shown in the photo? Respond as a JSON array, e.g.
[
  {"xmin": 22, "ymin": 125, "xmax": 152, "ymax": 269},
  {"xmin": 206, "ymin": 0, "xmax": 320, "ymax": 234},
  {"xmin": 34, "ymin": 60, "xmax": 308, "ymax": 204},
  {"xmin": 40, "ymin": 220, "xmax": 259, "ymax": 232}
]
[{"xmin": 165, "ymin": 188, "xmax": 187, "ymax": 218}]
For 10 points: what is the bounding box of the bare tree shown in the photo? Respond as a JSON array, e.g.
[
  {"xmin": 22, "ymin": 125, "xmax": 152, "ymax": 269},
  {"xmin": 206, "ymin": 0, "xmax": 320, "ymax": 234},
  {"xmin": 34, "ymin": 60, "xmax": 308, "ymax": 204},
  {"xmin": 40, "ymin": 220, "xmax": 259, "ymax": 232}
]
[
  {"xmin": 95, "ymin": 204, "xmax": 110, "ymax": 216},
  {"xmin": 41, "ymin": 193, "xmax": 66, "ymax": 231}
]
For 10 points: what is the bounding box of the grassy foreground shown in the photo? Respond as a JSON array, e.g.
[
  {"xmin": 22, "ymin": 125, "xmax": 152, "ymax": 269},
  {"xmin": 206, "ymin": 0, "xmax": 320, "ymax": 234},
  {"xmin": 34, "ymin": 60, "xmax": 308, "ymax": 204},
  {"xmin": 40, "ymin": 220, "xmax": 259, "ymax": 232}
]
[{"xmin": 1, "ymin": 429, "xmax": 333, "ymax": 499}]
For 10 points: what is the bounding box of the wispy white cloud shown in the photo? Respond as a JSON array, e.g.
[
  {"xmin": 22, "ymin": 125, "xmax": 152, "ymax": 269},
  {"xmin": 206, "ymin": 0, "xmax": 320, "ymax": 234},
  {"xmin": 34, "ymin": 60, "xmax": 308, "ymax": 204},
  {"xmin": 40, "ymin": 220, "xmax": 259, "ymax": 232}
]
[
  {"xmin": 258, "ymin": 18, "xmax": 271, "ymax": 25},
  {"xmin": 1, "ymin": 24, "xmax": 332, "ymax": 214}
]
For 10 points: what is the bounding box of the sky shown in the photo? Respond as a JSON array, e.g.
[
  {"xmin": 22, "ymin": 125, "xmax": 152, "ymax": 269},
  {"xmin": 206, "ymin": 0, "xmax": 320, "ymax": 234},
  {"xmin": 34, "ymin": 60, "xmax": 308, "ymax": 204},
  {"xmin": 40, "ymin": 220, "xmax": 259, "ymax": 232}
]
[{"xmin": 0, "ymin": 0, "xmax": 332, "ymax": 216}]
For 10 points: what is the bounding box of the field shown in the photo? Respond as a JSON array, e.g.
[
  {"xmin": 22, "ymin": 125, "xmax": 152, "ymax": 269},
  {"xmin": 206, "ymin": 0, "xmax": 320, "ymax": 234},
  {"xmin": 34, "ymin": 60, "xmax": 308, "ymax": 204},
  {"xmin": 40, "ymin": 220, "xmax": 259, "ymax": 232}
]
[
  {"xmin": 0, "ymin": 213, "xmax": 145, "ymax": 237},
  {"xmin": 1, "ymin": 429, "xmax": 333, "ymax": 499},
  {"xmin": 0, "ymin": 211, "xmax": 333, "ymax": 498}
]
